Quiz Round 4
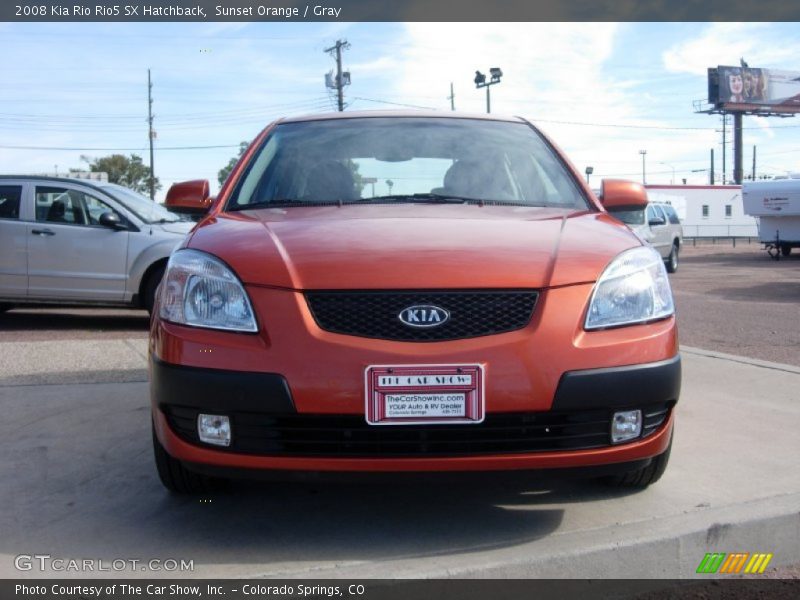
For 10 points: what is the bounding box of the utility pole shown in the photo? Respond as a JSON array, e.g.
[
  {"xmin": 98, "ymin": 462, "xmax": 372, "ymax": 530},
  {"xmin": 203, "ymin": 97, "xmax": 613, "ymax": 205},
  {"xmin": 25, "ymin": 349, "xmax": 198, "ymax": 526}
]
[
  {"xmin": 710, "ymin": 148, "xmax": 715, "ymax": 185},
  {"xmin": 721, "ymin": 114, "xmax": 727, "ymax": 184},
  {"xmin": 448, "ymin": 82, "xmax": 455, "ymax": 111},
  {"xmin": 324, "ymin": 39, "xmax": 350, "ymax": 112},
  {"xmin": 733, "ymin": 112, "xmax": 743, "ymax": 184},
  {"xmin": 147, "ymin": 68, "xmax": 155, "ymax": 201},
  {"xmin": 752, "ymin": 145, "xmax": 757, "ymax": 181}
]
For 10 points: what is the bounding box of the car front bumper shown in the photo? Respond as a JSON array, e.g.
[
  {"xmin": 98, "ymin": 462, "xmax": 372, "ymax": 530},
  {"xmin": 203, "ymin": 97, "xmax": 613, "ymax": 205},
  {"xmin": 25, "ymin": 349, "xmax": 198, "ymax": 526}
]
[{"xmin": 150, "ymin": 353, "xmax": 679, "ymax": 474}]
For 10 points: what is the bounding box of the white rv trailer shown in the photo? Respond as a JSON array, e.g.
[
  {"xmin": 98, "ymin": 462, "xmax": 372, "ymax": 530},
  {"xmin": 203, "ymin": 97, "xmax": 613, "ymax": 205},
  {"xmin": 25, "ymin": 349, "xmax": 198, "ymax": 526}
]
[
  {"xmin": 644, "ymin": 185, "xmax": 758, "ymax": 238},
  {"xmin": 743, "ymin": 177, "xmax": 800, "ymax": 258}
]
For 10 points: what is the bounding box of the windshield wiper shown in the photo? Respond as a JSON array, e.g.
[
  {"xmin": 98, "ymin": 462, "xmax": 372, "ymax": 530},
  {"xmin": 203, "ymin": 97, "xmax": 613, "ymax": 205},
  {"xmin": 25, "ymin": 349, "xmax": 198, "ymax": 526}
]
[
  {"xmin": 230, "ymin": 194, "xmax": 487, "ymax": 210},
  {"xmin": 362, "ymin": 193, "xmax": 478, "ymax": 204},
  {"xmin": 228, "ymin": 198, "xmax": 340, "ymax": 210}
]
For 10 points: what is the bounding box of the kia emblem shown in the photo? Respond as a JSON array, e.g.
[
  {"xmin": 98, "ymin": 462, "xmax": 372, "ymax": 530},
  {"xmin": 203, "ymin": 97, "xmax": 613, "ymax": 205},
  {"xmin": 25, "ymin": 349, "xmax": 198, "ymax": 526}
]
[{"xmin": 398, "ymin": 305, "xmax": 450, "ymax": 328}]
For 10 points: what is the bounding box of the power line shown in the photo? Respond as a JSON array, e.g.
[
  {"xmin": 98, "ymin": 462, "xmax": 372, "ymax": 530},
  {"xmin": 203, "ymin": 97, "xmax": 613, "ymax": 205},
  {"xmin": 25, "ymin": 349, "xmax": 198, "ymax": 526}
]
[
  {"xmin": 0, "ymin": 144, "xmax": 242, "ymax": 151},
  {"xmin": 352, "ymin": 97, "xmax": 437, "ymax": 110}
]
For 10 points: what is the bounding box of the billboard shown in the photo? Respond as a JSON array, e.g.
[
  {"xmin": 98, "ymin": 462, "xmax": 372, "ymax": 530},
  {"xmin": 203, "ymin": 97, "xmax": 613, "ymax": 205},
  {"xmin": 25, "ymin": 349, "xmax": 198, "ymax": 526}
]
[{"xmin": 708, "ymin": 65, "xmax": 800, "ymax": 112}]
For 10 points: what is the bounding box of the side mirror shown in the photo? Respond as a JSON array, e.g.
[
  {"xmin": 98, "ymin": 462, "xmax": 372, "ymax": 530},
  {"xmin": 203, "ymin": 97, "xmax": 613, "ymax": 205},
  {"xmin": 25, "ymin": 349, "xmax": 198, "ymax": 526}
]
[
  {"xmin": 599, "ymin": 179, "xmax": 649, "ymax": 211},
  {"xmin": 648, "ymin": 216, "xmax": 666, "ymax": 227},
  {"xmin": 165, "ymin": 180, "xmax": 212, "ymax": 218},
  {"xmin": 98, "ymin": 211, "xmax": 125, "ymax": 230}
]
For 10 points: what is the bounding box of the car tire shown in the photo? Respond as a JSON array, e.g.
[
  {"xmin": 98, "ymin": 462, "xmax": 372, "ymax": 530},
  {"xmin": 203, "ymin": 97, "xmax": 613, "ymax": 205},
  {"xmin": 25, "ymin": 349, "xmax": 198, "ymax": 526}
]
[
  {"xmin": 666, "ymin": 243, "xmax": 679, "ymax": 273},
  {"xmin": 780, "ymin": 244, "xmax": 792, "ymax": 257},
  {"xmin": 603, "ymin": 434, "xmax": 672, "ymax": 489},
  {"xmin": 143, "ymin": 264, "xmax": 166, "ymax": 315},
  {"xmin": 152, "ymin": 422, "xmax": 223, "ymax": 494}
]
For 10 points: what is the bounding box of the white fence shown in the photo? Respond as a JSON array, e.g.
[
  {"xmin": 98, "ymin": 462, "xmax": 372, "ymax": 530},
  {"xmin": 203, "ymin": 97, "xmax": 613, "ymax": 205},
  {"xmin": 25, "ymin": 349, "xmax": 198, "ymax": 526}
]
[{"xmin": 682, "ymin": 223, "xmax": 759, "ymax": 238}]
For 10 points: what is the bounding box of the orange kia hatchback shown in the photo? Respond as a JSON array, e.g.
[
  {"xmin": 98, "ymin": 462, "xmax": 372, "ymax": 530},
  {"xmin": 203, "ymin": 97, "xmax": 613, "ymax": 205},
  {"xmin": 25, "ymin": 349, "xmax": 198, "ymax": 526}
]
[{"xmin": 151, "ymin": 112, "xmax": 680, "ymax": 493}]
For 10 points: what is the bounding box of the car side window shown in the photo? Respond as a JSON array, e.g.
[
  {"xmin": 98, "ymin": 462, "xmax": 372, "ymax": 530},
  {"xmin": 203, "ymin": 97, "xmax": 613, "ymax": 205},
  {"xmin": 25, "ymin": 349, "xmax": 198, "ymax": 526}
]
[
  {"xmin": 36, "ymin": 187, "xmax": 84, "ymax": 224},
  {"xmin": 0, "ymin": 185, "xmax": 22, "ymax": 220},
  {"xmin": 35, "ymin": 186, "xmax": 118, "ymax": 226},
  {"xmin": 664, "ymin": 205, "xmax": 681, "ymax": 224},
  {"xmin": 646, "ymin": 205, "xmax": 658, "ymax": 224},
  {"xmin": 82, "ymin": 193, "xmax": 121, "ymax": 226}
]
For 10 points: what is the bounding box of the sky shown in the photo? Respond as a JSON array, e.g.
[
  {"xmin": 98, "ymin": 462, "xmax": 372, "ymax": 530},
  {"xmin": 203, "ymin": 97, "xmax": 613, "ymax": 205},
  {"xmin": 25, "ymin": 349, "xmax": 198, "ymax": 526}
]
[{"xmin": 2, "ymin": 21, "xmax": 800, "ymax": 201}]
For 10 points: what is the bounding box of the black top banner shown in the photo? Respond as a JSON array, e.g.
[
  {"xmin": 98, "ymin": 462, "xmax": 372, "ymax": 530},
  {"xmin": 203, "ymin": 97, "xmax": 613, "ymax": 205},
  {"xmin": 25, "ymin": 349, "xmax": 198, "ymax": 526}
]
[{"xmin": 5, "ymin": 0, "xmax": 800, "ymax": 22}]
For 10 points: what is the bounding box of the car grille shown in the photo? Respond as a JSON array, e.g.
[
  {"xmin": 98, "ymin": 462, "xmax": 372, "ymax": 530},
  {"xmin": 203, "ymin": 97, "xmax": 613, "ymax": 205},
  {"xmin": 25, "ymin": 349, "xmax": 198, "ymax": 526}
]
[
  {"xmin": 305, "ymin": 290, "xmax": 538, "ymax": 342},
  {"xmin": 163, "ymin": 403, "xmax": 671, "ymax": 458}
]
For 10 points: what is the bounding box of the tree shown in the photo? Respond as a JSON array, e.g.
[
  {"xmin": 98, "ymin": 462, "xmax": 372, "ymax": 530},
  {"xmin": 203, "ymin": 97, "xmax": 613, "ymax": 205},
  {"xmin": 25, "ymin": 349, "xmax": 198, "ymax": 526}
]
[
  {"xmin": 345, "ymin": 159, "xmax": 366, "ymax": 196},
  {"xmin": 218, "ymin": 141, "xmax": 249, "ymax": 186},
  {"xmin": 80, "ymin": 154, "xmax": 160, "ymax": 194}
]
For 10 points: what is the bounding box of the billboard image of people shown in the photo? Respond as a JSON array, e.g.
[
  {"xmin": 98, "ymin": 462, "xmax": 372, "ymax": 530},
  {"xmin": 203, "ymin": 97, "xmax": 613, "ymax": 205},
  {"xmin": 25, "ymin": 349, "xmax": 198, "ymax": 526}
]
[{"xmin": 711, "ymin": 65, "xmax": 800, "ymax": 112}]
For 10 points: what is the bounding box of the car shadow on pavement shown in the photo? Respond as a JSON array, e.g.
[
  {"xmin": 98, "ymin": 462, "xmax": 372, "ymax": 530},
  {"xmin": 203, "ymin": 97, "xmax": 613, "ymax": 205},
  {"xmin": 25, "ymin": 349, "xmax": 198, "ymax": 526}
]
[
  {"xmin": 1, "ymin": 373, "xmax": 645, "ymax": 578},
  {"xmin": 0, "ymin": 386, "xmax": 643, "ymax": 575},
  {"xmin": 0, "ymin": 308, "xmax": 150, "ymax": 332},
  {"xmin": 0, "ymin": 308, "xmax": 150, "ymax": 343}
]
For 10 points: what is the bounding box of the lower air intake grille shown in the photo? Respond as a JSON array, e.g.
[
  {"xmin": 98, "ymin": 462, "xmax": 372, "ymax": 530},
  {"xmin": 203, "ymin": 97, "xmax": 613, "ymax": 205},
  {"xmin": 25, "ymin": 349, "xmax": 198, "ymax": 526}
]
[{"xmin": 163, "ymin": 403, "xmax": 672, "ymax": 458}]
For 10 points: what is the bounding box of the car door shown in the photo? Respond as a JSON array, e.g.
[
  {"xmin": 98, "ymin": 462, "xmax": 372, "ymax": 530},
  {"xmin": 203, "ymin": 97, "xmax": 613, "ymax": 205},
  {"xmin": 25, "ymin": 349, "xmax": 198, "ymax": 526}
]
[
  {"xmin": 0, "ymin": 182, "xmax": 28, "ymax": 298},
  {"xmin": 26, "ymin": 184, "xmax": 130, "ymax": 301},
  {"xmin": 646, "ymin": 204, "xmax": 669, "ymax": 258}
]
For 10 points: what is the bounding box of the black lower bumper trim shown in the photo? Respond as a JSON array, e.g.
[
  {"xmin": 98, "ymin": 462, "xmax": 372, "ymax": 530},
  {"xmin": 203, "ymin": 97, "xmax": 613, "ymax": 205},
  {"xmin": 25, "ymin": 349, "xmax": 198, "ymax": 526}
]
[
  {"xmin": 151, "ymin": 356, "xmax": 295, "ymax": 413},
  {"xmin": 553, "ymin": 355, "xmax": 681, "ymax": 410}
]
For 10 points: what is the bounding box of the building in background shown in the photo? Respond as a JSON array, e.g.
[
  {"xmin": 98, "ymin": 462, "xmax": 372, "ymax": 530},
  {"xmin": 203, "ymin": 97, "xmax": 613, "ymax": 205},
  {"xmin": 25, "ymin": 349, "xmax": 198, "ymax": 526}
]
[{"xmin": 645, "ymin": 184, "xmax": 758, "ymax": 238}]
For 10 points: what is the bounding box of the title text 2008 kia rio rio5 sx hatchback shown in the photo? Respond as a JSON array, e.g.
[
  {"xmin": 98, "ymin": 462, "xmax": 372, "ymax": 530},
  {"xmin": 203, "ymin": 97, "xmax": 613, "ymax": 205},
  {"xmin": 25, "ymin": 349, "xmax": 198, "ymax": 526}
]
[{"xmin": 150, "ymin": 112, "xmax": 680, "ymax": 493}]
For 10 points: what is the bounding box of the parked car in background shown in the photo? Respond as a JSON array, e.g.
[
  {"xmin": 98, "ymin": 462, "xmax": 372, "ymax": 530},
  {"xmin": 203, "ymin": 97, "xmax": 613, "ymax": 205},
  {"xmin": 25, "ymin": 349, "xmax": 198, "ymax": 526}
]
[
  {"xmin": 0, "ymin": 176, "xmax": 194, "ymax": 314},
  {"xmin": 609, "ymin": 201, "xmax": 683, "ymax": 273},
  {"xmin": 149, "ymin": 111, "xmax": 680, "ymax": 494}
]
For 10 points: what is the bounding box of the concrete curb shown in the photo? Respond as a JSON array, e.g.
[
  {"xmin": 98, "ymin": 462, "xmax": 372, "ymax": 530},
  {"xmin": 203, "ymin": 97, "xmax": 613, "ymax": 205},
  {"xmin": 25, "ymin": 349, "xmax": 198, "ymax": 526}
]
[
  {"xmin": 681, "ymin": 345, "xmax": 800, "ymax": 375},
  {"xmin": 249, "ymin": 493, "xmax": 800, "ymax": 579}
]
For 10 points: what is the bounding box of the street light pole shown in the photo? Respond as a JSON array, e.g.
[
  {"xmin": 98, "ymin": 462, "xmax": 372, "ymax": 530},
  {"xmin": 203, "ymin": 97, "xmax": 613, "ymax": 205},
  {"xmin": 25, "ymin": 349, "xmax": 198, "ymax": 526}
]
[
  {"xmin": 639, "ymin": 149, "xmax": 647, "ymax": 185},
  {"xmin": 474, "ymin": 68, "xmax": 503, "ymax": 114}
]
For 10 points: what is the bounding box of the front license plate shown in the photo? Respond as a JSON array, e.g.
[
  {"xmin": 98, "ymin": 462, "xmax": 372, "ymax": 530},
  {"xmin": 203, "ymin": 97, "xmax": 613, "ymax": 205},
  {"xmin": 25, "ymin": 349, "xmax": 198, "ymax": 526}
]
[{"xmin": 365, "ymin": 364, "xmax": 484, "ymax": 425}]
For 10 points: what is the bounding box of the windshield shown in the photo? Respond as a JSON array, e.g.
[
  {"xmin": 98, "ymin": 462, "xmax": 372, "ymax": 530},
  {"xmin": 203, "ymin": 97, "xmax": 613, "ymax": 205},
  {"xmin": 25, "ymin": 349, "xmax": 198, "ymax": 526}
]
[
  {"xmin": 611, "ymin": 208, "xmax": 646, "ymax": 225},
  {"xmin": 227, "ymin": 117, "xmax": 589, "ymax": 210},
  {"xmin": 99, "ymin": 183, "xmax": 181, "ymax": 223}
]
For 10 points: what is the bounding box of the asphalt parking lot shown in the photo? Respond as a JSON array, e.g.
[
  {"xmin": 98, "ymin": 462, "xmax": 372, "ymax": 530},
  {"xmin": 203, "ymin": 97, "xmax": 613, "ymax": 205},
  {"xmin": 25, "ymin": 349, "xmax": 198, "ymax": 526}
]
[
  {"xmin": 672, "ymin": 242, "xmax": 800, "ymax": 367},
  {"xmin": 1, "ymin": 243, "xmax": 799, "ymax": 579}
]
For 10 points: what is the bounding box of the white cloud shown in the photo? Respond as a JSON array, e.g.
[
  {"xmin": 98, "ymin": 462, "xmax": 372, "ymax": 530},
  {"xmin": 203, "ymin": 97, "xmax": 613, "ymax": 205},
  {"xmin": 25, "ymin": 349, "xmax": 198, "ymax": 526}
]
[{"xmin": 662, "ymin": 23, "xmax": 800, "ymax": 75}]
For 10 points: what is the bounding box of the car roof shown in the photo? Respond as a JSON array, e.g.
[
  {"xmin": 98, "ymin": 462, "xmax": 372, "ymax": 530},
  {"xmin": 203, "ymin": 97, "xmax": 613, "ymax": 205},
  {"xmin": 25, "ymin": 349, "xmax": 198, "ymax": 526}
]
[
  {"xmin": 277, "ymin": 109, "xmax": 528, "ymax": 125},
  {"xmin": 0, "ymin": 175, "xmax": 112, "ymax": 190}
]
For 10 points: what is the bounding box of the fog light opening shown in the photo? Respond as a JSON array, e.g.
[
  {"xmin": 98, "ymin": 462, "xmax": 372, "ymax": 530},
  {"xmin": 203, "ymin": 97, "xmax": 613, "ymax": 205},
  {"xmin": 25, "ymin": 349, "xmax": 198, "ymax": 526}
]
[
  {"xmin": 611, "ymin": 410, "xmax": 642, "ymax": 444},
  {"xmin": 198, "ymin": 414, "xmax": 231, "ymax": 447}
]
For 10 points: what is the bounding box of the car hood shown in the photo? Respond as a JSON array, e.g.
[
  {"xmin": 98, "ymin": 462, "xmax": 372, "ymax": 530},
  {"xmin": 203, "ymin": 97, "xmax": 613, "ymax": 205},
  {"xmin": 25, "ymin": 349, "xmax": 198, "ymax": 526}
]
[
  {"xmin": 157, "ymin": 221, "xmax": 196, "ymax": 235},
  {"xmin": 187, "ymin": 204, "xmax": 642, "ymax": 290}
]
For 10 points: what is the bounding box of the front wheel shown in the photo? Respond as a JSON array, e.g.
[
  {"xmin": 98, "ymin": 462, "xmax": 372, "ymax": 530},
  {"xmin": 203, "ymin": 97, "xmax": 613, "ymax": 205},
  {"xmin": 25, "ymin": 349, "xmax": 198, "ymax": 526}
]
[
  {"xmin": 603, "ymin": 435, "xmax": 672, "ymax": 489},
  {"xmin": 666, "ymin": 243, "xmax": 679, "ymax": 273},
  {"xmin": 143, "ymin": 264, "xmax": 166, "ymax": 315},
  {"xmin": 152, "ymin": 422, "xmax": 223, "ymax": 494}
]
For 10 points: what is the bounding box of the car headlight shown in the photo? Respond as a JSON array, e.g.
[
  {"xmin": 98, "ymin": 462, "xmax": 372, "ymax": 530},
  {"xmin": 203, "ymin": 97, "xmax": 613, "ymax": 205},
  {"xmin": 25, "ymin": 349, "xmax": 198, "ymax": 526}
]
[
  {"xmin": 585, "ymin": 245, "xmax": 674, "ymax": 330},
  {"xmin": 158, "ymin": 249, "xmax": 257, "ymax": 332}
]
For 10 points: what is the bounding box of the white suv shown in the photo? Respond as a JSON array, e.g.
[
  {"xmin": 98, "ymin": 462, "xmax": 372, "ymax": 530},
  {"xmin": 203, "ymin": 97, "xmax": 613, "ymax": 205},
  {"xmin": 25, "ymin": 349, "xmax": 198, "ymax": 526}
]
[
  {"xmin": 610, "ymin": 202, "xmax": 683, "ymax": 273},
  {"xmin": 0, "ymin": 176, "xmax": 193, "ymax": 313}
]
